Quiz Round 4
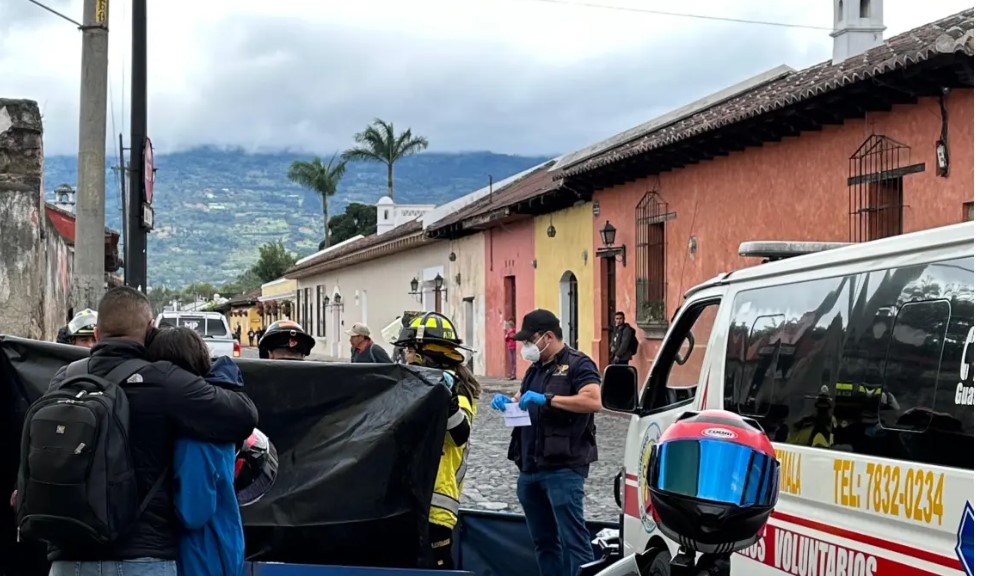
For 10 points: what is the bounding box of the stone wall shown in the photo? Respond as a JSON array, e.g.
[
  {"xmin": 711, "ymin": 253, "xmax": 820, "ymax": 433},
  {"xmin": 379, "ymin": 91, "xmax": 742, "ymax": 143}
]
[
  {"xmin": 0, "ymin": 98, "xmax": 70, "ymax": 340},
  {"xmin": 44, "ymin": 215, "xmax": 73, "ymax": 339},
  {"xmin": 0, "ymin": 99, "xmax": 46, "ymax": 339}
]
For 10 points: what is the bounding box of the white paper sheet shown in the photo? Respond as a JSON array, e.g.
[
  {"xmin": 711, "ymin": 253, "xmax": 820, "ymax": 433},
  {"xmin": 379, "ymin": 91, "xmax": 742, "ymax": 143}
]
[{"xmin": 504, "ymin": 403, "xmax": 532, "ymax": 427}]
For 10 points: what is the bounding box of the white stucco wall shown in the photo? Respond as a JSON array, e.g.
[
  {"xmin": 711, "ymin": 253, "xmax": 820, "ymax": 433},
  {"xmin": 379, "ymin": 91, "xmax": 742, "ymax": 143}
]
[
  {"xmin": 296, "ymin": 240, "xmax": 450, "ymax": 360},
  {"xmin": 442, "ymin": 232, "xmax": 486, "ymax": 375}
]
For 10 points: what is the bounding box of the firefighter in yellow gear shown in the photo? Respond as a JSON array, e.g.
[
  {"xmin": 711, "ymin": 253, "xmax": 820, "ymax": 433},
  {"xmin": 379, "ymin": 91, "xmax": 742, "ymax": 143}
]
[{"xmin": 396, "ymin": 312, "xmax": 481, "ymax": 570}]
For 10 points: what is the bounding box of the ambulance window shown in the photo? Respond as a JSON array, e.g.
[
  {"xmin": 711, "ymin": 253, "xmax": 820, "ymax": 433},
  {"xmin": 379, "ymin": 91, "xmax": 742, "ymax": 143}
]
[
  {"xmin": 878, "ymin": 300, "xmax": 950, "ymax": 432},
  {"xmin": 732, "ymin": 314, "xmax": 785, "ymax": 419},
  {"xmin": 641, "ymin": 300, "xmax": 719, "ymax": 411}
]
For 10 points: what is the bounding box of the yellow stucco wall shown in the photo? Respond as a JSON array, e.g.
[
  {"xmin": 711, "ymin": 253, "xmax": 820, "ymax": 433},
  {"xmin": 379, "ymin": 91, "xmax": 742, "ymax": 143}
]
[
  {"xmin": 261, "ymin": 278, "xmax": 297, "ymax": 298},
  {"xmin": 533, "ymin": 203, "xmax": 594, "ymax": 353},
  {"xmin": 228, "ymin": 307, "xmax": 262, "ymax": 345}
]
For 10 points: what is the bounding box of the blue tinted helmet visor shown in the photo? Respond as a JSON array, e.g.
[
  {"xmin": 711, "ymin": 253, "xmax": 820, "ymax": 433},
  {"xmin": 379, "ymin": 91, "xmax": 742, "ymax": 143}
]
[{"xmin": 654, "ymin": 439, "xmax": 779, "ymax": 508}]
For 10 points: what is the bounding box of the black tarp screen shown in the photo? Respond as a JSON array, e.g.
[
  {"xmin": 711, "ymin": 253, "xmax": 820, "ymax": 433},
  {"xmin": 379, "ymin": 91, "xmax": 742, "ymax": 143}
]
[{"xmin": 0, "ymin": 335, "xmax": 450, "ymax": 575}]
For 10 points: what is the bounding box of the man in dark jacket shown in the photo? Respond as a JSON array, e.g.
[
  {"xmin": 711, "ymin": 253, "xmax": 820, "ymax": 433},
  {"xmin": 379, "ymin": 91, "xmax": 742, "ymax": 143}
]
[
  {"xmin": 609, "ymin": 311, "xmax": 637, "ymax": 365},
  {"xmin": 489, "ymin": 309, "xmax": 602, "ymax": 576},
  {"xmin": 347, "ymin": 323, "xmax": 392, "ymax": 363},
  {"xmin": 45, "ymin": 286, "xmax": 258, "ymax": 576}
]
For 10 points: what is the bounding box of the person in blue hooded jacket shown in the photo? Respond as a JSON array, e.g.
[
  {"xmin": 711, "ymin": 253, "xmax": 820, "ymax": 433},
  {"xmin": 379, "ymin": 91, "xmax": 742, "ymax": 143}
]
[{"xmin": 147, "ymin": 326, "xmax": 246, "ymax": 576}]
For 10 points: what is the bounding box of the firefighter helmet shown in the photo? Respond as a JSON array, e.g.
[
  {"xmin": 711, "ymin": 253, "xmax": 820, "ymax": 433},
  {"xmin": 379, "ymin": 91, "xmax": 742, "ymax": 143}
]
[
  {"xmin": 67, "ymin": 308, "xmax": 98, "ymax": 338},
  {"xmin": 394, "ymin": 311, "xmax": 470, "ymax": 367},
  {"xmin": 258, "ymin": 319, "xmax": 315, "ymax": 359}
]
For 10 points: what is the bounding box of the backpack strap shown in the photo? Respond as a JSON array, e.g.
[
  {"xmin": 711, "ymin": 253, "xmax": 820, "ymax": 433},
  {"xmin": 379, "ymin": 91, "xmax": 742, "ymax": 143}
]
[
  {"xmin": 135, "ymin": 464, "xmax": 171, "ymax": 520},
  {"xmin": 64, "ymin": 358, "xmax": 91, "ymax": 379}
]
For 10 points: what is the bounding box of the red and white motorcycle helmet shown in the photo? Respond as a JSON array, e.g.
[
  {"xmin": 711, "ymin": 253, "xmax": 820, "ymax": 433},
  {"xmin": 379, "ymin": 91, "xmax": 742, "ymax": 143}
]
[
  {"xmin": 646, "ymin": 409, "xmax": 780, "ymax": 555},
  {"xmin": 234, "ymin": 428, "xmax": 279, "ymax": 507}
]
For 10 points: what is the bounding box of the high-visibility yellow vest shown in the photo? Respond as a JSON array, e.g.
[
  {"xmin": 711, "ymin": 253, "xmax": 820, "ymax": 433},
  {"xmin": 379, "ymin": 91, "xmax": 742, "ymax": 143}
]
[{"xmin": 429, "ymin": 393, "xmax": 475, "ymax": 529}]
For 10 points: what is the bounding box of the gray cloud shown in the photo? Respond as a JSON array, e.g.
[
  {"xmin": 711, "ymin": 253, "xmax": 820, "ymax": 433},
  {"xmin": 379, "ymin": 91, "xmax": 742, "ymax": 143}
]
[
  {"xmin": 147, "ymin": 12, "xmax": 828, "ymax": 157},
  {"xmin": 2, "ymin": 2, "xmax": 963, "ymax": 157},
  {"xmin": 0, "ymin": 0, "xmax": 76, "ymax": 31}
]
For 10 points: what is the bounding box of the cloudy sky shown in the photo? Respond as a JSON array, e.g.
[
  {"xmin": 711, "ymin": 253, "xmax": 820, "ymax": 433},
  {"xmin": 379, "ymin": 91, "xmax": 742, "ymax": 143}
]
[{"xmin": 0, "ymin": 0, "xmax": 971, "ymax": 156}]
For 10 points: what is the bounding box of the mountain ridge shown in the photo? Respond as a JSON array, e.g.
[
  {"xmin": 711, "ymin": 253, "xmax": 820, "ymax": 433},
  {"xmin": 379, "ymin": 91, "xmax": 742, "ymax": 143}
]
[{"xmin": 42, "ymin": 148, "xmax": 552, "ymax": 287}]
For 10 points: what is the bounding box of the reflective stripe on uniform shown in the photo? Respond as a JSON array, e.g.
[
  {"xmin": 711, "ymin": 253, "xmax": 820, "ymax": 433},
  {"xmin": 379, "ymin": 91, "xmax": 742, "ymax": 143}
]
[
  {"xmin": 431, "ymin": 493, "xmax": 460, "ymax": 515},
  {"xmin": 456, "ymin": 443, "xmax": 469, "ymax": 485},
  {"xmin": 447, "ymin": 408, "xmax": 466, "ymax": 429}
]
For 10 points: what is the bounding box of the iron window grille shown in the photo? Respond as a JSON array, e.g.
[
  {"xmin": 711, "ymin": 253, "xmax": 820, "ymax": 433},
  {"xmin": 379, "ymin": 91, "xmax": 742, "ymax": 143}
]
[
  {"xmin": 848, "ymin": 135, "xmax": 923, "ymax": 242},
  {"xmin": 635, "ymin": 191, "xmax": 670, "ymax": 327}
]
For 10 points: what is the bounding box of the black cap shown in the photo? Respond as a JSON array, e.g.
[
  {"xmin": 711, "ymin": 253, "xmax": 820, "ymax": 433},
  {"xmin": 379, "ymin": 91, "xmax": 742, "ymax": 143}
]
[{"xmin": 514, "ymin": 309, "xmax": 562, "ymax": 342}]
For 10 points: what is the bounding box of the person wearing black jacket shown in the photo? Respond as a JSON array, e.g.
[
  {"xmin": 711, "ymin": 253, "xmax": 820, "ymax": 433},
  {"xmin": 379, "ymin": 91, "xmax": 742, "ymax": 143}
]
[
  {"xmin": 609, "ymin": 311, "xmax": 637, "ymax": 365},
  {"xmin": 45, "ymin": 287, "xmax": 259, "ymax": 576}
]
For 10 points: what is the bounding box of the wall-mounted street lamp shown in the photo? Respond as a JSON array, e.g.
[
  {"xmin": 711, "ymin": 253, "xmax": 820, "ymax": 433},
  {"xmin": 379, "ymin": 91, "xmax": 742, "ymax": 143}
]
[
  {"xmin": 325, "ymin": 293, "xmax": 344, "ymax": 312},
  {"xmin": 434, "ymin": 273, "xmax": 447, "ymax": 301},
  {"xmin": 409, "ymin": 277, "xmax": 423, "ymax": 303},
  {"xmin": 598, "ymin": 220, "xmax": 627, "ymax": 267}
]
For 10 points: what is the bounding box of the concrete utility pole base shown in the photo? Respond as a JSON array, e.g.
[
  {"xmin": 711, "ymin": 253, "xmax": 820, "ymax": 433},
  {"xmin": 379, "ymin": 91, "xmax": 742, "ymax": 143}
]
[{"xmin": 73, "ymin": 0, "xmax": 110, "ymax": 310}]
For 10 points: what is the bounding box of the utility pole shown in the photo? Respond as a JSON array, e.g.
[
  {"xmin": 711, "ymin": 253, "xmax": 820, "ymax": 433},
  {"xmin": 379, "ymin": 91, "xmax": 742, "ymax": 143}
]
[
  {"xmin": 126, "ymin": 0, "xmax": 150, "ymax": 292},
  {"xmin": 117, "ymin": 133, "xmax": 127, "ymax": 252},
  {"xmin": 73, "ymin": 0, "xmax": 110, "ymax": 310}
]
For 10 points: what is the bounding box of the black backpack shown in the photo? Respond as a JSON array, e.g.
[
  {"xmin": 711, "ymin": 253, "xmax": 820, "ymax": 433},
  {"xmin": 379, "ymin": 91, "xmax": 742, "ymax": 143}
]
[
  {"xmin": 628, "ymin": 331, "xmax": 640, "ymax": 356},
  {"xmin": 16, "ymin": 358, "xmax": 165, "ymax": 548}
]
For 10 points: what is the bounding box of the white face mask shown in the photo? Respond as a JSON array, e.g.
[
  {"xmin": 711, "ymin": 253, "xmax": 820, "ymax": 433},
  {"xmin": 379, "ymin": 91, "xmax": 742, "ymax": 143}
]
[{"xmin": 521, "ymin": 335, "xmax": 545, "ymax": 363}]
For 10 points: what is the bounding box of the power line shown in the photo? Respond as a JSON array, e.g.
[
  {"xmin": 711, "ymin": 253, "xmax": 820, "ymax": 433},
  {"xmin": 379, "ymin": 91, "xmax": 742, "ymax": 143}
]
[
  {"xmin": 520, "ymin": 0, "xmax": 830, "ymax": 31},
  {"xmin": 23, "ymin": 0, "xmax": 82, "ymax": 28}
]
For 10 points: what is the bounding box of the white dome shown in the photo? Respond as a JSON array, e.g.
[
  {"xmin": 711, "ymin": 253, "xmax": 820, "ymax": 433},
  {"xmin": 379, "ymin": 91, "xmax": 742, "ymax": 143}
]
[{"xmin": 377, "ymin": 196, "xmax": 394, "ymax": 206}]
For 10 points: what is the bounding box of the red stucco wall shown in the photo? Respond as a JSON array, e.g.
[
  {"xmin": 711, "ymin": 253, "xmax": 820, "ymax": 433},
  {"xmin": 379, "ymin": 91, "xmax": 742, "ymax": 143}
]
[
  {"xmin": 590, "ymin": 90, "xmax": 974, "ymax": 375},
  {"xmin": 484, "ymin": 219, "xmax": 537, "ymax": 378}
]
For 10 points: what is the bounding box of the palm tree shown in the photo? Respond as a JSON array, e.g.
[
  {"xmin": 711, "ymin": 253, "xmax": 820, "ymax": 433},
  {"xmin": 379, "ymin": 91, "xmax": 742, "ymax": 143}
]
[
  {"xmin": 342, "ymin": 118, "xmax": 429, "ymax": 199},
  {"xmin": 287, "ymin": 154, "xmax": 347, "ymax": 249}
]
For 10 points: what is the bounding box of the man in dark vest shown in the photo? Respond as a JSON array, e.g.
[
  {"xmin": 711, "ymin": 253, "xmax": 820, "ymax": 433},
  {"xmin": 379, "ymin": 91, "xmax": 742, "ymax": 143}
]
[{"xmin": 489, "ymin": 309, "xmax": 601, "ymax": 576}]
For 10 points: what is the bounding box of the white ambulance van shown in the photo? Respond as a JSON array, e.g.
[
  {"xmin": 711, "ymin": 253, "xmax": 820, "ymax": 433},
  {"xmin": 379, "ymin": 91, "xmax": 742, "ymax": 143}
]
[{"xmin": 600, "ymin": 222, "xmax": 974, "ymax": 576}]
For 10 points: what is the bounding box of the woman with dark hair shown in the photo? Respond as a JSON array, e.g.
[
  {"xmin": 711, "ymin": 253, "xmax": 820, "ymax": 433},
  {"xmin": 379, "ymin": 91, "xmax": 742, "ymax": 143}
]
[{"xmin": 146, "ymin": 328, "xmax": 276, "ymax": 576}]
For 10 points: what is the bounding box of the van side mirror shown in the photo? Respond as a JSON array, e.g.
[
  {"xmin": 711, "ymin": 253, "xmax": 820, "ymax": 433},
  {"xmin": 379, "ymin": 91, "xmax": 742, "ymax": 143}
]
[{"xmin": 601, "ymin": 364, "xmax": 638, "ymax": 413}]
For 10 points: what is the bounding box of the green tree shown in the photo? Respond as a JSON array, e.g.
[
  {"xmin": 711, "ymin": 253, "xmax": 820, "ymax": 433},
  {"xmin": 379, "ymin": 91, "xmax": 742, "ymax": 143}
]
[
  {"xmin": 251, "ymin": 241, "xmax": 297, "ymax": 283},
  {"xmin": 287, "ymin": 154, "xmax": 348, "ymax": 248},
  {"xmin": 342, "ymin": 118, "xmax": 429, "ymax": 200},
  {"xmin": 320, "ymin": 202, "xmax": 377, "ymax": 248},
  {"xmin": 220, "ymin": 269, "xmax": 263, "ymax": 297}
]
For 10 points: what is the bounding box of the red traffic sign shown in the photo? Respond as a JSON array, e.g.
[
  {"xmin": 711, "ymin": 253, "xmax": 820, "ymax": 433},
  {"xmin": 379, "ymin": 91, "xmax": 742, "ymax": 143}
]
[{"xmin": 144, "ymin": 137, "xmax": 155, "ymax": 204}]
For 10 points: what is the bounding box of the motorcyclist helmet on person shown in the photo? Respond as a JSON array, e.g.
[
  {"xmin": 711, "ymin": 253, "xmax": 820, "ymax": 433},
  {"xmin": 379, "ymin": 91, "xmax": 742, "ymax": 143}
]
[
  {"xmin": 66, "ymin": 308, "xmax": 99, "ymax": 348},
  {"xmin": 257, "ymin": 319, "xmax": 315, "ymax": 360}
]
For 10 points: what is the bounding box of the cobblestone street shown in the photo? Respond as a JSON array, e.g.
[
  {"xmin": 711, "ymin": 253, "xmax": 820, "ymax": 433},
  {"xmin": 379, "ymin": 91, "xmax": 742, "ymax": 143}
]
[{"xmin": 464, "ymin": 378, "xmax": 631, "ymax": 522}]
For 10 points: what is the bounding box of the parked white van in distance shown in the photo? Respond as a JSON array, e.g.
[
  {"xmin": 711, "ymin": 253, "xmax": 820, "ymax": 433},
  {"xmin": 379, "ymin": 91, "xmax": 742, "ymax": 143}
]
[
  {"xmin": 154, "ymin": 311, "xmax": 241, "ymax": 359},
  {"xmin": 600, "ymin": 222, "xmax": 974, "ymax": 576}
]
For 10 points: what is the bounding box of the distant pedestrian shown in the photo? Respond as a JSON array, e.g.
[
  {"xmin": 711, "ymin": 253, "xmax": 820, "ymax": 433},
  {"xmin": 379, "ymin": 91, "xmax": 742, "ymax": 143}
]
[
  {"xmin": 347, "ymin": 323, "xmax": 392, "ymax": 363},
  {"xmin": 609, "ymin": 311, "xmax": 638, "ymax": 365},
  {"xmin": 504, "ymin": 320, "xmax": 517, "ymax": 380},
  {"xmin": 247, "ymin": 329, "xmax": 255, "ymax": 347},
  {"xmin": 489, "ymin": 309, "xmax": 602, "ymax": 576}
]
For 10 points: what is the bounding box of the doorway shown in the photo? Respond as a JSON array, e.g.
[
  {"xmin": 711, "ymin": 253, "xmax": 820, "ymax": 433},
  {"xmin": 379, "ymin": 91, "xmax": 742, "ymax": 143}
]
[
  {"xmin": 504, "ymin": 276, "xmax": 516, "ymax": 324},
  {"xmin": 559, "ymin": 271, "xmax": 579, "ymax": 350},
  {"xmin": 600, "ymin": 257, "xmax": 617, "ymax": 369},
  {"xmin": 504, "ymin": 276, "xmax": 516, "ymax": 375}
]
